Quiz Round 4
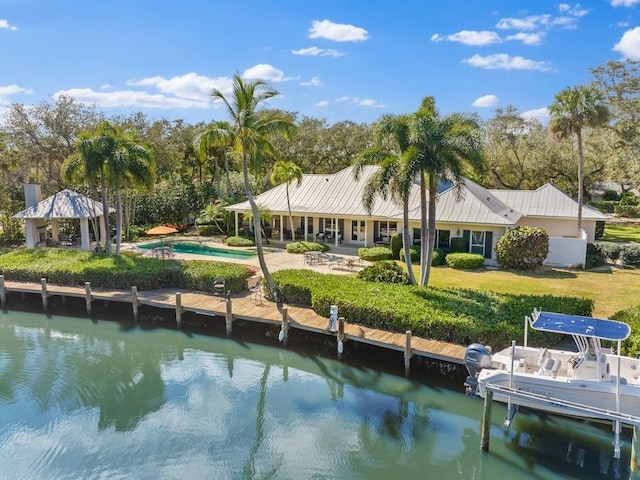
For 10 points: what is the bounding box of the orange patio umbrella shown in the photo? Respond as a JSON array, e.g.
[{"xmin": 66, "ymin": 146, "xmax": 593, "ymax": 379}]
[{"xmin": 145, "ymin": 225, "xmax": 179, "ymax": 236}]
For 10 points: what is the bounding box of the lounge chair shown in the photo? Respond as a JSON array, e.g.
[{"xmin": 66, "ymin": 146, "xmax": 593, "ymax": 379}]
[
  {"xmin": 250, "ymin": 279, "xmax": 263, "ymax": 304},
  {"xmin": 213, "ymin": 278, "xmax": 226, "ymax": 300}
]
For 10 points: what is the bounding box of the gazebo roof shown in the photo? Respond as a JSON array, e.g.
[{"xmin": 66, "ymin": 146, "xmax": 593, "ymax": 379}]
[{"xmin": 13, "ymin": 189, "xmax": 111, "ymax": 219}]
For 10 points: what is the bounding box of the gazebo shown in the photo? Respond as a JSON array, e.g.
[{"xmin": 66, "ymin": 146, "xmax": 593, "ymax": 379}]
[{"xmin": 13, "ymin": 183, "xmax": 111, "ymax": 251}]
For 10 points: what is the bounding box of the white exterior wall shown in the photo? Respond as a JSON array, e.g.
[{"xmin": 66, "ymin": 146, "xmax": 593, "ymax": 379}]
[
  {"xmin": 545, "ymin": 231, "xmax": 587, "ymax": 268},
  {"xmin": 515, "ymin": 217, "xmax": 598, "ymax": 243}
]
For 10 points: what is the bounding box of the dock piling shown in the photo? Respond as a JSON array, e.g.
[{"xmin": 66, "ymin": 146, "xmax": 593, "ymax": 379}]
[
  {"xmin": 279, "ymin": 306, "xmax": 289, "ymax": 343},
  {"xmin": 632, "ymin": 426, "xmax": 640, "ymax": 479},
  {"xmin": 40, "ymin": 278, "xmax": 48, "ymax": 311},
  {"xmin": 0, "ymin": 275, "xmax": 5, "ymax": 309},
  {"xmin": 131, "ymin": 286, "xmax": 138, "ymax": 322},
  {"xmin": 337, "ymin": 316, "xmax": 345, "ymax": 357},
  {"xmin": 404, "ymin": 330, "xmax": 412, "ymax": 376},
  {"xmin": 225, "ymin": 296, "xmax": 233, "ymax": 336},
  {"xmin": 481, "ymin": 390, "xmax": 494, "ymax": 452},
  {"xmin": 84, "ymin": 282, "xmax": 92, "ymax": 316},
  {"xmin": 175, "ymin": 292, "xmax": 182, "ymax": 327}
]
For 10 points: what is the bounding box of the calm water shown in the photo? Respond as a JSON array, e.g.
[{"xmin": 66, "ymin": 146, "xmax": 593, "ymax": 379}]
[{"xmin": 0, "ymin": 310, "xmax": 631, "ymax": 480}]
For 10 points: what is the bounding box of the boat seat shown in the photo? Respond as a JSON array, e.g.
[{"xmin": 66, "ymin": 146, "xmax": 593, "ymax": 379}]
[{"xmin": 540, "ymin": 357, "xmax": 561, "ymax": 377}]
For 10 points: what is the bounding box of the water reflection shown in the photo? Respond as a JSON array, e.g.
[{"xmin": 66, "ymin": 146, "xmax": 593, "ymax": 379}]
[{"xmin": 0, "ymin": 310, "xmax": 631, "ymax": 479}]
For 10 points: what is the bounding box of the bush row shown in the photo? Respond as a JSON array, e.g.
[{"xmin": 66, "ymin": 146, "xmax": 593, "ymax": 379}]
[
  {"xmin": 611, "ymin": 304, "xmax": 640, "ymax": 357},
  {"xmin": 267, "ymin": 269, "xmax": 593, "ymax": 350},
  {"xmin": 593, "ymin": 242, "xmax": 640, "ymax": 267},
  {"xmin": 226, "ymin": 236, "xmax": 255, "ymax": 247},
  {"xmin": 445, "ymin": 253, "xmax": 485, "ymax": 269},
  {"xmin": 286, "ymin": 241, "xmax": 328, "ymax": 254},
  {"xmin": 0, "ymin": 249, "xmax": 252, "ymax": 293}
]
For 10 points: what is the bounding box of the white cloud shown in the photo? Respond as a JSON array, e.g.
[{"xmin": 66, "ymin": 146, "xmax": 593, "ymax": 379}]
[
  {"xmin": 300, "ymin": 77, "xmax": 322, "ymax": 87},
  {"xmin": 614, "ymin": 26, "xmax": 640, "ymax": 60},
  {"xmin": 308, "ymin": 19, "xmax": 368, "ymax": 42},
  {"xmin": 0, "ymin": 19, "xmax": 17, "ymax": 31},
  {"xmin": 127, "ymin": 72, "xmax": 232, "ymax": 101},
  {"xmin": 506, "ymin": 32, "xmax": 545, "ymax": 45},
  {"xmin": 336, "ymin": 96, "xmax": 385, "ymax": 107},
  {"xmin": 100, "ymin": 84, "xmax": 114, "ymax": 90},
  {"xmin": 243, "ymin": 64, "xmax": 297, "ymax": 82},
  {"xmin": 316, "ymin": 100, "xmax": 329, "ymax": 107},
  {"xmin": 0, "ymin": 84, "xmax": 33, "ymax": 104},
  {"xmin": 291, "ymin": 46, "xmax": 345, "ymax": 57},
  {"xmin": 496, "ymin": 5, "xmax": 587, "ymax": 32},
  {"xmin": 53, "ymin": 88, "xmax": 210, "ymax": 109},
  {"xmin": 463, "ymin": 53, "xmax": 553, "ymax": 71},
  {"xmin": 496, "ymin": 15, "xmax": 552, "ymax": 31},
  {"xmin": 472, "ymin": 94, "xmax": 498, "ymax": 107},
  {"xmin": 558, "ymin": 3, "xmax": 589, "ymax": 17},
  {"xmin": 612, "ymin": 0, "xmax": 640, "ymax": 6},
  {"xmin": 521, "ymin": 107, "xmax": 550, "ymax": 124},
  {"xmin": 430, "ymin": 30, "xmax": 501, "ymax": 46}
]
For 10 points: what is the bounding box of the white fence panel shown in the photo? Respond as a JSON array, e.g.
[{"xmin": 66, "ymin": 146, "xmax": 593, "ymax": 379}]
[{"xmin": 545, "ymin": 231, "xmax": 587, "ymax": 268}]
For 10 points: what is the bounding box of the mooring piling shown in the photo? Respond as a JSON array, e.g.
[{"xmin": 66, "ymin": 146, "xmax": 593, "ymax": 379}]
[
  {"xmin": 404, "ymin": 330, "xmax": 413, "ymax": 376},
  {"xmin": 40, "ymin": 278, "xmax": 48, "ymax": 311},
  {"xmin": 279, "ymin": 305, "xmax": 289, "ymax": 343},
  {"xmin": 131, "ymin": 286, "xmax": 138, "ymax": 322},
  {"xmin": 0, "ymin": 275, "xmax": 5, "ymax": 310},
  {"xmin": 481, "ymin": 390, "xmax": 494, "ymax": 452},
  {"xmin": 225, "ymin": 294, "xmax": 233, "ymax": 336},
  {"xmin": 84, "ymin": 282, "xmax": 92, "ymax": 316},
  {"xmin": 175, "ymin": 292, "xmax": 182, "ymax": 327}
]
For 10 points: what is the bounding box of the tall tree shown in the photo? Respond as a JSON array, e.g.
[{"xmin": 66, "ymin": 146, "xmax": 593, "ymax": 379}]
[
  {"xmin": 353, "ymin": 114, "xmax": 417, "ymax": 285},
  {"xmin": 206, "ymin": 74, "xmax": 295, "ymax": 298},
  {"xmin": 193, "ymin": 121, "xmax": 235, "ymax": 199},
  {"xmin": 549, "ymin": 85, "xmax": 609, "ymax": 235},
  {"xmin": 407, "ymin": 97, "xmax": 484, "ymax": 287},
  {"xmin": 270, "ymin": 160, "xmax": 302, "ymax": 236}
]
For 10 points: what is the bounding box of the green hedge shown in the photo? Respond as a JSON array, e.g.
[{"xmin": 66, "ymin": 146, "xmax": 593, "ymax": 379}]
[
  {"xmin": 390, "ymin": 233, "xmax": 402, "ymax": 260},
  {"xmin": 399, "ymin": 247, "xmax": 446, "ymax": 266},
  {"xmin": 226, "ymin": 236, "xmax": 255, "ymax": 247},
  {"xmin": 611, "ymin": 304, "xmax": 640, "ymax": 357},
  {"xmin": 286, "ymin": 241, "xmax": 328, "ymax": 254},
  {"xmin": 358, "ymin": 246, "xmax": 392, "ymax": 261},
  {"xmin": 587, "ymin": 200, "xmax": 618, "ymax": 214},
  {"xmin": 445, "ymin": 253, "xmax": 484, "ymax": 269},
  {"xmin": 0, "ymin": 248, "xmax": 251, "ymax": 293},
  {"xmin": 267, "ymin": 269, "xmax": 593, "ymax": 350},
  {"xmin": 399, "ymin": 245, "xmax": 420, "ymax": 263},
  {"xmin": 620, "ymin": 243, "xmax": 640, "ymax": 267},
  {"xmin": 615, "ymin": 205, "xmax": 640, "ymax": 218},
  {"xmin": 357, "ymin": 260, "xmax": 409, "ymax": 285}
]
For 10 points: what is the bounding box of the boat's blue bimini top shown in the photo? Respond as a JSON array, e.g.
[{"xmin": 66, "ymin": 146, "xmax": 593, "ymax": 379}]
[{"xmin": 531, "ymin": 311, "xmax": 631, "ymax": 341}]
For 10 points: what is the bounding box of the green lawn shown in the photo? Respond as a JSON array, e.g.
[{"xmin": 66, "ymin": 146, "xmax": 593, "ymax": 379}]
[
  {"xmin": 601, "ymin": 223, "xmax": 640, "ymax": 242},
  {"xmin": 426, "ymin": 265, "xmax": 640, "ymax": 319}
]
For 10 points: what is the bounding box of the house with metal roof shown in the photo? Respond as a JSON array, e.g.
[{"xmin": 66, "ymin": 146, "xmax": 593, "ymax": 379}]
[{"xmin": 226, "ymin": 166, "xmax": 607, "ymax": 267}]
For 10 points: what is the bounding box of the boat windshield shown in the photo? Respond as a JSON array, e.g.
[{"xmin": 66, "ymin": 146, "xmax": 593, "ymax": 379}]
[{"xmin": 530, "ymin": 311, "xmax": 630, "ymax": 341}]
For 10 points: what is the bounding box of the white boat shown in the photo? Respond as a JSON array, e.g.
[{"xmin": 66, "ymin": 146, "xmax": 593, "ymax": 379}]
[{"xmin": 464, "ymin": 309, "xmax": 640, "ymax": 420}]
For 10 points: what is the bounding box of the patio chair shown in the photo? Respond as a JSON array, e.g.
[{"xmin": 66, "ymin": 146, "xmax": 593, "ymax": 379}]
[
  {"xmin": 316, "ymin": 232, "xmax": 325, "ymax": 243},
  {"xmin": 250, "ymin": 279, "xmax": 263, "ymax": 304},
  {"xmin": 213, "ymin": 278, "xmax": 226, "ymax": 300}
]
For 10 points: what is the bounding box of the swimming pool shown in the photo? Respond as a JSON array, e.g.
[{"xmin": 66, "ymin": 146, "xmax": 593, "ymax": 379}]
[{"xmin": 139, "ymin": 241, "xmax": 257, "ymax": 259}]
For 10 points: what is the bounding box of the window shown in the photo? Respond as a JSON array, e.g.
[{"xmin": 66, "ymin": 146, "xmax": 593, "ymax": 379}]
[
  {"xmin": 324, "ymin": 218, "xmax": 337, "ymax": 234},
  {"xmin": 471, "ymin": 231, "xmax": 485, "ymax": 255},
  {"xmin": 436, "ymin": 230, "xmax": 450, "ymax": 250}
]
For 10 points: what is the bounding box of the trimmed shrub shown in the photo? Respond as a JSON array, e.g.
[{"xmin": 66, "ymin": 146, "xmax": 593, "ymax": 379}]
[
  {"xmin": 286, "ymin": 241, "xmax": 328, "ymax": 254},
  {"xmin": 390, "ymin": 233, "xmax": 402, "ymax": 260},
  {"xmin": 358, "ymin": 246, "xmax": 392, "ymax": 261},
  {"xmin": 449, "ymin": 237, "xmax": 468, "ymax": 253},
  {"xmin": 198, "ymin": 225, "xmax": 219, "ymax": 236},
  {"xmin": 588, "ymin": 201, "xmax": 617, "ymax": 214},
  {"xmin": 612, "ymin": 304, "xmax": 640, "ymax": 358},
  {"xmin": 620, "ymin": 243, "xmax": 640, "ymax": 267},
  {"xmin": 585, "ymin": 243, "xmax": 606, "ymax": 269},
  {"xmin": 620, "ymin": 191, "xmax": 639, "ymax": 206},
  {"xmin": 446, "ymin": 253, "xmax": 484, "ymax": 269},
  {"xmin": 226, "ymin": 236, "xmax": 255, "ymax": 247},
  {"xmin": 267, "ymin": 269, "xmax": 594, "ymax": 350},
  {"xmin": 595, "ymin": 242, "xmax": 622, "ymax": 263},
  {"xmin": 399, "ymin": 245, "xmax": 420, "ymax": 263},
  {"xmin": 615, "ymin": 205, "xmax": 640, "ymax": 218},
  {"xmin": 595, "ymin": 220, "xmax": 605, "ymax": 240},
  {"xmin": 496, "ymin": 226, "xmax": 549, "ymax": 270},
  {"xmin": 432, "ymin": 249, "xmax": 446, "ymax": 266},
  {"xmin": 357, "ymin": 260, "xmax": 409, "ymax": 285},
  {"xmin": 603, "ymin": 189, "xmax": 619, "ymax": 201}
]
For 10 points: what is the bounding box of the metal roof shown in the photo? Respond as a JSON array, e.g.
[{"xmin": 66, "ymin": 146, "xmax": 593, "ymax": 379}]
[
  {"xmin": 531, "ymin": 311, "xmax": 631, "ymax": 341},
  {"xmin": 13, "ymin": 189, "xmax": 111, "ymax": 219},
  {"xmin": 490, "ymin": 184, "xmax": 607, "ymax": 220}
]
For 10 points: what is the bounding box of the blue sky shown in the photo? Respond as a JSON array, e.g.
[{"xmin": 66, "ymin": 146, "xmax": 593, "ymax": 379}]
[{"xmin": 1, "ymin": 0, "xmax": 639, "ymax": 126}]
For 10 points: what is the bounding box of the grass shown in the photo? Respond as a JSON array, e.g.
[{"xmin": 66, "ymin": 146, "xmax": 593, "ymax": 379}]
[
  {"xmin": 601, "ymin": 223, "xmax": 640, "ymax": 243},
  {"xmin": 425, "ymin": 265, "xmax": 640, "ymax": 319}
]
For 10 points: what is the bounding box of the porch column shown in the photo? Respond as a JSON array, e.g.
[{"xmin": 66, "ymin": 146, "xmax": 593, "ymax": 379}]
[
  {"xmin": 364, "ymin": 220, "xmax": 368, "ymax": 247},
  {"xmin": 25, "ymin": 219, "xmax": 37, "ymax": 248},
  {"xmin": 335, "ymin": 217, "xmax": 339, "ymax": 247},
  {"xmin": 280, "ymin": 214, "xmax": 284, "ymax": 242},
  {"xmin": 305, "ymin": 215, "xmax": 309, "ymax": 241},
  {"xmin": 98, "ymin": 215, "xmax": 107, "ymax": 245},
  {"xmin": 80, "ymin": 218, "xmax": 90, "ymax": 251},
  {"xmin": 234, "ymin": 211, "xmax": 239, "ymax": 237},
  {"xmin": 51, "ymin": 219, "xmax": 60, "ymax": 242}
]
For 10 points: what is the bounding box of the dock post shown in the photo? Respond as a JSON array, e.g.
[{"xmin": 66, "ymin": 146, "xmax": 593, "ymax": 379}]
[
  {"xmin": 631, "ymin": 425, "xmax": 640, "ymax": 479},
  {"xmin": 40, "ymin": 278, "xmax": 48, "ymax": 311},
  {"xmin": 0, "ymin": 275, "xmax": 5, "ymax": 310},
  {"xmin": 84, "ymin": 282, "xmax": 92, "ymax": 316},
  {"xmin": 175, "ymin": 292, "xmax": 182, "ymax": 327},
  {"xmin": 278, "ymin": 306, "xmax": 289, "ymax": 343},
  {"xmin": 337, "ymin": 317, "xmax": 345, "ymax": 357},
  {"xmin": 481, "ymin": 390, "xmax": 494, "ymax": 452},
  {"xmin": 225, "ymin": 295, "xmax": 233, "ymax": 336},
  {"xmin": 404, "ymin": 330, "xmax": 412, "ymax": 377},
  {"xmin": 131, "ymin": 286, "xmax": 138, "ymax": 322}
]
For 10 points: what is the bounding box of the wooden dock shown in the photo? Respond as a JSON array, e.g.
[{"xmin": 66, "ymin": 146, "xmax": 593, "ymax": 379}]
[{"xmin": 0, "ymin": 277, "xmax": 466, "ymax": 367}]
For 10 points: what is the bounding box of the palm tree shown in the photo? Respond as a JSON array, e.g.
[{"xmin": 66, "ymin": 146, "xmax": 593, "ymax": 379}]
[
  {"xmin": 193, "ymin": 120, "xmax": 235, "ymax": 200},
  {"xmin": 549, "ymin": 85, "xmax": 609, "ymax": 235},
  {"xmin": 63, "ymin": 121, "xmax": 155, "ymax": 254},
  {"xmin": 354, "ymin": 114, "xmax": 417, "ymax": 285},
  {"xmin": 406, "ymin": 98, "xmax": 484, "ymax": 287},
  {"xmin": 241, "ymin": 204, "xmax": 272, "ymax": 240},
  {"xmin": 207, "ymin": 74, "xmax": 295, "ymax": 299},
  {"xmin": 270, "ymin": 160, "xmax": 302, "ymax": 236}
]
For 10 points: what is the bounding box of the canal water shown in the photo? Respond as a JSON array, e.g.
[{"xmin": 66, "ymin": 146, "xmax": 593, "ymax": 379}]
[{"xmin": 0, "ymin": 310, "xmax": 631, "ymax": 479}]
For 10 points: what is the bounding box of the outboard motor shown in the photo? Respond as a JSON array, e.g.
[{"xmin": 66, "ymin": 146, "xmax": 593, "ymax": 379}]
[{"xmin": 464, "ymin": 343, "xmax": 493, "ymax": 396}]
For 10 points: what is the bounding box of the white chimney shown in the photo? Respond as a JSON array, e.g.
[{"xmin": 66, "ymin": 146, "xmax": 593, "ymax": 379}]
[{"xmin": 24, "ymin": 181, "xmax": 42, "ymax": 208}]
